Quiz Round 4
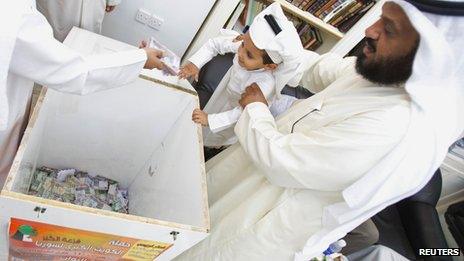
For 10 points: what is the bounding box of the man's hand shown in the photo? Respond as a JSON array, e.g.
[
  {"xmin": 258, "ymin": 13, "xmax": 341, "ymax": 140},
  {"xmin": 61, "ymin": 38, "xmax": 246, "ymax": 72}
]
[
  {"xmin": 239, "ymin": 83, "xmax": 268, "ymax": 109},
  {"xmin": 139, "ymin": 41, "xmax": 165, "ymax": 70},
  {"xmin": 105, "ymin": 5, "xmax": 116, "ymax": 12},
  {"xmin": 178, "ymin": 62, "xmax": 199, "ymax": 82},
  {"xmin": 192, "ymin": 109, "xmax": 208, "ymax": 126}
]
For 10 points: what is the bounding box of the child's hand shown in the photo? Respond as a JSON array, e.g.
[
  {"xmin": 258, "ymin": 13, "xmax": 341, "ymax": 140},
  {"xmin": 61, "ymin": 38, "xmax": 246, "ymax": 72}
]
[
  {"xmin": 178, "ymin": 62, "xmax": 199, "ymax": 81},
  {"xmin": 192, "ymin": 109, "xmax": 208, "ymax": 126}
]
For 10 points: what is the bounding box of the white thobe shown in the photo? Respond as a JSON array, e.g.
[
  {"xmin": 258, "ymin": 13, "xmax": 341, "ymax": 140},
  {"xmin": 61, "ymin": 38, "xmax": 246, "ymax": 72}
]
[
  {"xmin": 36, "ymin": 0, "xmax": 121, "ymax": 42},
  {"xmin": 189, "ymin": 34, "xmax": 275, "ymax": 147},
  {"xmin": 0, "ymin": 2, "xmax": 146, "ymax": 187},
  {"xmin": 175, "ymin": 53, "xmax": 412, "ymax": 260}
]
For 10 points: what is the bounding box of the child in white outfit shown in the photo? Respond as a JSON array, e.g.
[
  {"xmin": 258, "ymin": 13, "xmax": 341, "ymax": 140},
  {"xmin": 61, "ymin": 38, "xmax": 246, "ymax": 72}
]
[{"xmin": 179, "ymin": 3, "xmax": 307, "ymax": 147}]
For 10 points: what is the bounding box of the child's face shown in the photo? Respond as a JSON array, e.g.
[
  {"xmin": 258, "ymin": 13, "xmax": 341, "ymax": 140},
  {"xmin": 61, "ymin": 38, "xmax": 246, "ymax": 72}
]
[{"xmin": 237, "ymin": 33, "xmax": 269, "ymax": 71}]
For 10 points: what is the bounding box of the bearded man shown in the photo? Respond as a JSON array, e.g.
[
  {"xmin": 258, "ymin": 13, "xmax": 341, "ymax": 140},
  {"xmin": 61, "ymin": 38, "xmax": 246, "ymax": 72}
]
[{"xmin": 176, "ymin": 1, "xmax": 464, "ymax": 260}]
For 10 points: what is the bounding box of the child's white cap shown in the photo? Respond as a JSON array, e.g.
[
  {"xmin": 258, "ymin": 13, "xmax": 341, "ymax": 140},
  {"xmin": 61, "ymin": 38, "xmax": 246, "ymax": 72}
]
[{"xmin": 249, "ymin": 3, "xmax": 311, "ymax": 96}]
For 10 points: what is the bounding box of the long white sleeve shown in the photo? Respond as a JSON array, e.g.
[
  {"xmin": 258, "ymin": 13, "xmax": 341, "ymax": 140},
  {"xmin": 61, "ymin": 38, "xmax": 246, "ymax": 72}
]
[
  {"xmin": 8, "ymin": 8, "xmax": 146, "ymax": 95},
  {"xmin": 299, "ymin": 53, "xmax": 356, "ymax": 93},
  {"xmin": 188, "ymin": 34, "xmax": 240, "ymax": 70},
  {"xmin": 235, "ymin": 102, "xmax": 409, "ymax": 190},
  {"xmin": 208, "ymin": 107, "xmax": 242, "ymax": 133}
]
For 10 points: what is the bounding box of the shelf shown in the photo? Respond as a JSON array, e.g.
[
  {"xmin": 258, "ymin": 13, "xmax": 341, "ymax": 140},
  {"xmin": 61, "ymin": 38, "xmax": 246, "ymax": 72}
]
[
  {"xmin": 267, "ymin": 0, "xmax": 345, "ymax": 39},
  {"xmin": 331, "ymin": 0, "xmax": 385, "ymax": 56}
]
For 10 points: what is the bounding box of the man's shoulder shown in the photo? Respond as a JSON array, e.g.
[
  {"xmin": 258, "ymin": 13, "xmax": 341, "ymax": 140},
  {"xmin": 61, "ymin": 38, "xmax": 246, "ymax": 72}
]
[
  {"xmin": 354, "ymin": 85, "xmax": 411, "ymax": 113},
  {"xmin": 334, "ymin": 85, "xmax": 412, "ymax": 131},
  {"xmin": 359, "ymin": 91, "xmax": 412, "ymax": 136}
]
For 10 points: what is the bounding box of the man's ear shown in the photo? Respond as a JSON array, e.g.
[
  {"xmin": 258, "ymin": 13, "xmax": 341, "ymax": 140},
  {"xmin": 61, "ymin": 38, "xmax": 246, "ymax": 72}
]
[{"xmin": 263, "ymin": 63, "xmax": 278, "ymax": 71}]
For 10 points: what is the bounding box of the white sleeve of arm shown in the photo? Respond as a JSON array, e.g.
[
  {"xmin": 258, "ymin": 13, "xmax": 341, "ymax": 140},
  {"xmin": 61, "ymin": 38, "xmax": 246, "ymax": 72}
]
[
  {"xmin": 9, "ymin": 13, "xmax": 146, "ymax": 95},
  {"xmin": 234, "ymin": 102, "xmax": 406, "ymax": 190},
  {"xmin": 188, "ymin": 36, "xmax": 240, "ymax": 69},
  {"xmin": 299, "ymin": 52, "xmax": 356, "ymax": 93},
  {"xmin": 208, "ymin": 107, "xmax": 243, "ymax": 133}
]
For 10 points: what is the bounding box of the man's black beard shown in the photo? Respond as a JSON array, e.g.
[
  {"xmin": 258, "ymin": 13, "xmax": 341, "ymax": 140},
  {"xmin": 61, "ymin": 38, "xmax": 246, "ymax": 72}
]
[{"xmin": 355, "ymin": 40, "xmax": 419, "ymax": 85}]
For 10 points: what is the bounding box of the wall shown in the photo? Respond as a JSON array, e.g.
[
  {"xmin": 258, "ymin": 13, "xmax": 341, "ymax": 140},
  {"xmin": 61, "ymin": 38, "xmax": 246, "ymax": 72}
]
[
  {"xmin": 101, "ymin": 0, "xmax": 216, "ymax": 57},
  {"xmin": 183, "ymin": 0, "xmax": 240, "ymax": 61}
]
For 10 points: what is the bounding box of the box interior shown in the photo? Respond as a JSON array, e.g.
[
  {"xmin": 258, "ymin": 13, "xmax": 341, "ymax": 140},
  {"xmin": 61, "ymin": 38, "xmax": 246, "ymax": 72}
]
[{"xmin": 9, "ymin": 79, "xmax": 207, "ymax": 229}]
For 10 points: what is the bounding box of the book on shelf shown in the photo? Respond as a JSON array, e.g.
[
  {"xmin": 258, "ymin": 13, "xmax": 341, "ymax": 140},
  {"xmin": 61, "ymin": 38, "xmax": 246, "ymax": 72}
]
[
  {"xmin": 322, "ymin": 0, "xmax": 356, "ymax": 22},
  {"xmin": 336, "ymin": 1, "xmax": 375, "ymax": 32},
  {"xmin": 331, "ymin": 2, "xmax": 364, "ymax": 26},
  {"xmin": 285, "ymin": 0, "xmax": 376, "ymax": 33},
  {"xmin": 319, "ymin": 0, "xmax": 346, "ymax": 20},
  {"xmin": 290, "ymin": 15, "xmax": 324, "ymax": 50},
  {"xmin": 308, "ymin": 0, "xmax": 331, "ymax": 14},
  {"xmin": 303, "ymin": 28, "xmax": 323, "ymax": 50},
  {"xmin": 327, "ymin": 0, "xmax": 360, "ymax": 24},
  {"xmin": 302, "ymin": 0, "xmax": 318, "ymax": 10},
  {"xmin": 315, "ymin": 0, "xmax": 339, "ymax": 18}
]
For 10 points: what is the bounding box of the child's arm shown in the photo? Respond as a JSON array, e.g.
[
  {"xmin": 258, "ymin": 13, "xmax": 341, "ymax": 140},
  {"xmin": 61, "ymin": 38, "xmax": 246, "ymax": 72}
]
[
  {"xmin": 188, "ymin": 31, "xmax": 241, "ymax": 70},
  {"xmin": 179, "ymin": 31, "xmax": 240, "ymax": 81},
  {"xmin": 179, "ymin": 32, "xmax": 241, "ymax": 81},
  {"xmin": 191, "ymin": 107, "xmax": 242, "ymax": 133},
  {"xmin": 208, "ymin": 107, "xmax": 243, "ymax": 133}
]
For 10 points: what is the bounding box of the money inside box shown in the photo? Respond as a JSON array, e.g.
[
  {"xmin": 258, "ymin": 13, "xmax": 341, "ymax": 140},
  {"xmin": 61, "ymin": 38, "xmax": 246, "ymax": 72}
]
[
  {"xmin": 4, "ymin": 76, "xmax": 208, "ymax": 230},
  {"xmin": 28, "ymin": 166, "xmax": 130, "ymax": 213}
]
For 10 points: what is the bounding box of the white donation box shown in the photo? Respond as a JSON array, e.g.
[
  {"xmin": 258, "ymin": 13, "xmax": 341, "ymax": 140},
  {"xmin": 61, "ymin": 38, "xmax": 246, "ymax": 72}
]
[{"xmin": 0, "ymin": 28, "xmax": 209, "ymax": 260}]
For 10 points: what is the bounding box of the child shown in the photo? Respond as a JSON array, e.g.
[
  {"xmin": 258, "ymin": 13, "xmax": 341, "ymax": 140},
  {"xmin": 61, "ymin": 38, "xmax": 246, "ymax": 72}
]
[{"xmin": 179, "ymin": 3, "xmax": 308, "ymax": 147}]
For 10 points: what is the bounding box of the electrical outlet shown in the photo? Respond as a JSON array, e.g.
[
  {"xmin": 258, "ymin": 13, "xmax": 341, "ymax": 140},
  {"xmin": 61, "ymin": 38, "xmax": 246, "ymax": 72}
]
[
  {"xmin": 135, "ymin": 8, "xmax": 150, "ymax": 24},
  {"xmin": 148, "ymin": 14, "xmax": 164, "ymax": 30}
]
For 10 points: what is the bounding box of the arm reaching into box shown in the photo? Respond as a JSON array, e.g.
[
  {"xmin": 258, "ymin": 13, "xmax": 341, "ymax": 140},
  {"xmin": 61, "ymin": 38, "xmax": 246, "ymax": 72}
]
[
  {"xmin": 142, "ymin": 47, "xmax": 165, "ymax": 71},
  {"xmin": 8, "ymin": 9, "xmax": 162, "ymax": 95},
  {"xmin": 188, "ymin": 32, "xmax": 241, "ymax": 69}
]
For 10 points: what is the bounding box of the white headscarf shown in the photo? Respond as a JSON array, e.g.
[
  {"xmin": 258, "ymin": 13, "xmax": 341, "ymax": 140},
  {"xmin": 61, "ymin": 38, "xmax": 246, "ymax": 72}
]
[
  {"xmin": 0, "ymin": 1, "xmax": 28, "ymax": 130},
  {"xmin": 249, "ymin": 3, "xmax": 311, "ymax": 97},
  {"xmin": 295, "ymin": 1, "xmax": 464, "ymax": 259}
]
